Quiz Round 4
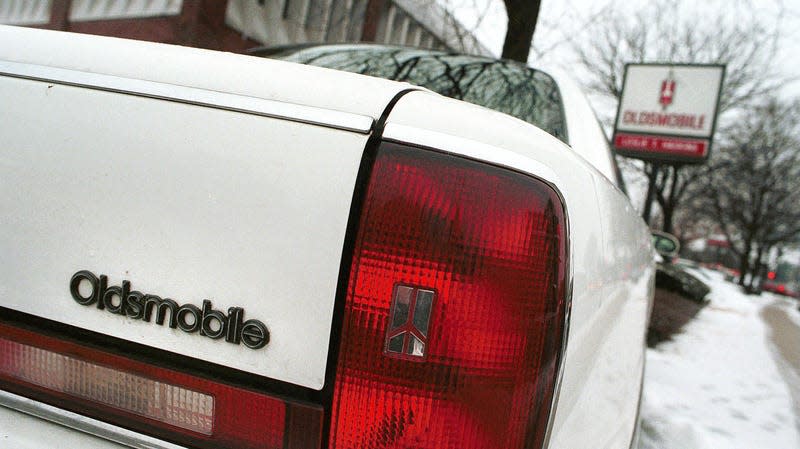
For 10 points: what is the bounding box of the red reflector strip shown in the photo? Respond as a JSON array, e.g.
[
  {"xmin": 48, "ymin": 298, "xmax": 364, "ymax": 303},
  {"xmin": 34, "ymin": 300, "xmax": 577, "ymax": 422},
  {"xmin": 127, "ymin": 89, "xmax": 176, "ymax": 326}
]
[
  {"xmin": 0, "ymin": 322, "xmax": 322, "ymax": 449},
  {"xmin": 0, "ymin": 338, "xmax": 213, "ymax": 434}
]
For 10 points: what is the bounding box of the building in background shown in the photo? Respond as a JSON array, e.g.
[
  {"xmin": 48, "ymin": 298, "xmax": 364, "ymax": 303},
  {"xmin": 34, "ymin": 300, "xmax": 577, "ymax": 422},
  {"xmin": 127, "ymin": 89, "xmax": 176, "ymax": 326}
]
[{"xmin": 0, "ymin": 0, "xmax": 490, "ymax": 55}]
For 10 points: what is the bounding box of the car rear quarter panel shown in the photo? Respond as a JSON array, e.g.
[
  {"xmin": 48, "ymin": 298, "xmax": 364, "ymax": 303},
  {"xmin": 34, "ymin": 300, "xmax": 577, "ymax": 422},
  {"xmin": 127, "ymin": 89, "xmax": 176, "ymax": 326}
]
[{"xmin": 384, "ymin": 91, "xmax": 655, "ymax": 449}]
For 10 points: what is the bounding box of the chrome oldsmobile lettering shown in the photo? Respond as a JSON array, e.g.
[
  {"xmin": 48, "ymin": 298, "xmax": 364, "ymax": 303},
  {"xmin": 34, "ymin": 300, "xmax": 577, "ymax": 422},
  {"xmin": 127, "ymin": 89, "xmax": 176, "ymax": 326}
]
[{"xmin": 69, "ymin": 270, "xmax": 269, "ymax": 349}]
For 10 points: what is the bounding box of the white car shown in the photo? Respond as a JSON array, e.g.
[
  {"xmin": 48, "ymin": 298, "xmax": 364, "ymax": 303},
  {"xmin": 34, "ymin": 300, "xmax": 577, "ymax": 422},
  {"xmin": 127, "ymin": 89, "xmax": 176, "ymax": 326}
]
[{"xmin": 0, "ymin": 26, "xmax": 654, "ymax": 449}]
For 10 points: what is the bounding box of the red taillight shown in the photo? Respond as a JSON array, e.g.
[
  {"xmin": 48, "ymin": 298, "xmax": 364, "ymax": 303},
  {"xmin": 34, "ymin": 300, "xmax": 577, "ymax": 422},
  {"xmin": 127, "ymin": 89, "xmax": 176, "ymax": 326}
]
[
  {"xmin": 329, "ymin": 142, "xmax": 568, "ymax": 449},
  {"xmin": 767, "ymin": 271, "xmax": 776, "ymax": 280},
  {"xmin": 0, "ymin": 322, "xmax": 322, "ymax": 449}
]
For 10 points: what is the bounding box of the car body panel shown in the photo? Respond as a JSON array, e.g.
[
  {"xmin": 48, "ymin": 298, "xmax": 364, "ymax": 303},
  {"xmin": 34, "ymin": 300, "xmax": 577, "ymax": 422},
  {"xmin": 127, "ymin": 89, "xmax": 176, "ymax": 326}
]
[
  {"xmin": 0, "ymin": 405, "xmax": 131, "ymax": 449},
  {"xmin": 547, "ymin": 69, "xmax": 620, "ymax": 185},
  {"xmin": 0, "ymin": 391, "xmax": 186, "ymax": 449},
  {"xmin": 0, "ymin": 65, "xmax": 368, "ymax": 391},
  {"xmin": 0, "ymin": 24, "xmax": 435, "ymax": 392},
  {"xmin": 0, "ymin": 27, "xmax": 654, "ymax": 449}
]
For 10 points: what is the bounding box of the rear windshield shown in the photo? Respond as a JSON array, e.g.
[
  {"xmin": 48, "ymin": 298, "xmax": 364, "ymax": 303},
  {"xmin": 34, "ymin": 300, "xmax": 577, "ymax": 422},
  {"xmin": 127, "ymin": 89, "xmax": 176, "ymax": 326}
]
[{"xmin": 271, "ymin": 46, "xmax": 568, "ymax": 144}]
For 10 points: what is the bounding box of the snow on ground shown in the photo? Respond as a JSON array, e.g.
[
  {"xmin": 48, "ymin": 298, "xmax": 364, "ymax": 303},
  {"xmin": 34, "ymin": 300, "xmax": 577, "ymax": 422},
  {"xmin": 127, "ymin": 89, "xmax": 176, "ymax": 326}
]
[{"xmin": 638, "ymin": 268, "xmax": 800, "ymax": 449}]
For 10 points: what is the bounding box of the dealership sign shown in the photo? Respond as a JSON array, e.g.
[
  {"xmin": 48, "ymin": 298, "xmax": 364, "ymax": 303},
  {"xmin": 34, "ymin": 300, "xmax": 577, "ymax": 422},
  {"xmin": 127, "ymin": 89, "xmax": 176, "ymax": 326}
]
[{"xmin": 613, "ymin": 64, "xmax": 725, "ymax": 164}]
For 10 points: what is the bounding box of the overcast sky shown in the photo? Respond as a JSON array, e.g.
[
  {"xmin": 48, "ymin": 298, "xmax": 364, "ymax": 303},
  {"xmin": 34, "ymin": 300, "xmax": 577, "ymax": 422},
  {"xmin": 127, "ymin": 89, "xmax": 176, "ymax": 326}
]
[{"xmin": 450, "ymin": 0, "xmax": 800, "ymax": 99}]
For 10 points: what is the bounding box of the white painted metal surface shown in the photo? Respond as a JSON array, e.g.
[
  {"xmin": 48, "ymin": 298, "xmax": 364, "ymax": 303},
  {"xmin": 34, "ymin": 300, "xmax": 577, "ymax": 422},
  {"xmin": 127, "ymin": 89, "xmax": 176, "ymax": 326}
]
[
  {"xmin": 0, "ymin": 25, "xmax": 418, "ymax": 391},
  {"xmin": 0, "ymin": 72, "xmax": 364, "ymax": 390},
  {"xmin": 0, "ymin": 25, "xmax": 409, "ymax": 123},
  {"xmin": 0, "ymin": 391, "xmax": 188, "ymax": 449},
  {"xmin": 384, "ymin": 90, "xmax": 654, "ymax": 449},
  {"xmin": 548, "ymin": 70, "xmax": 620, "ymax": 186},
  {"xmin": 0, "ymin": 401, "xmax": 132, "ymax": 449},
  {"xmin": 0, "ymin": 60, "xmax": 374, "ymax": 133}
]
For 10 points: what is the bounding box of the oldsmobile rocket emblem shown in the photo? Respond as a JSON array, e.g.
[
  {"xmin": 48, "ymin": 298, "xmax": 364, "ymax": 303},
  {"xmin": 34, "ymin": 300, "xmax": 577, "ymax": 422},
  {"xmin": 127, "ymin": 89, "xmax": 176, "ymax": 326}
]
[
  {"xmin": 385, "ymin": 285, "xmax": 435, "ymax": 361},
  {"xmin": 659, "ymin": 71, "xmax": 676, "ymax": 110}
]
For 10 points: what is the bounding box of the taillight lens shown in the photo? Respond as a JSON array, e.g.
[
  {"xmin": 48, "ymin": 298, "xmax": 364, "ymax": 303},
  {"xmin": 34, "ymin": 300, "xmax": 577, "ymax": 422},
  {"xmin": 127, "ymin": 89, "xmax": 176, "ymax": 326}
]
[
  {"xmin": 0, "ymin": 322, "xmax": 322, "ymax": 449},
  {"xmin": 330, "ymin": 142, "xmax": 568, "ymax": 449}
]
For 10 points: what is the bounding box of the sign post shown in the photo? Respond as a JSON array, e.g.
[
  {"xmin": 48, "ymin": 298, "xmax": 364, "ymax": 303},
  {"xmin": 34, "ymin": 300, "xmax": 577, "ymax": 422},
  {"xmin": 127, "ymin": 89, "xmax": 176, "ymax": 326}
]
[{"xmin": 613, "ymin": 63, "xmax": 725, "ymax": 164}]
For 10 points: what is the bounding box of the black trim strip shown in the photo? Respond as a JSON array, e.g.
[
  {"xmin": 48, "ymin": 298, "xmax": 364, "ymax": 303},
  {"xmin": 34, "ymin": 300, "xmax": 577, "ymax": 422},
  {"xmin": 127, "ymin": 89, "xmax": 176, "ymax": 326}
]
[{"xmin": 316, "ymin": 88, "xmax": 420, "ymax": 449}]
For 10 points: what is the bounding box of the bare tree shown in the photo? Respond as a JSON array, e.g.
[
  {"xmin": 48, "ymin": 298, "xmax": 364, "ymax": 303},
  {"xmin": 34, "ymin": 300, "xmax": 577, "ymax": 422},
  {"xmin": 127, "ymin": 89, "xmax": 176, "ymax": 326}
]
[
  {"xmin": 702, "ymin": 100, "xmax": 800, "ymax": 289},
  {"xmin": 432, "ymin": 0, "xmax": 543, "ymax": 60},
  {"xmin": 574, "ymin": 1, "xmax": 786, "ymax": 111},
  {"xmin": 570, "ymin": 0, "xmax": 789, "ymax": 234},
  {"xmin": 500, "ymin": 0, "xmax": 542, "ymax": 62}
]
